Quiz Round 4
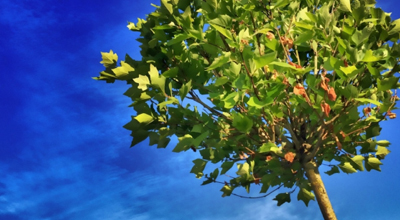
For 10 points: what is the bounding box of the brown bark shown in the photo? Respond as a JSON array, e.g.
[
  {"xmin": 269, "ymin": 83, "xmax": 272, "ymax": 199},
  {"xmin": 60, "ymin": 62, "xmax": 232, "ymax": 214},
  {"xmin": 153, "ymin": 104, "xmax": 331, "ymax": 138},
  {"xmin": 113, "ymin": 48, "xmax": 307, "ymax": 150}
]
[{"xmin": 303, "ymin": 161, "xmax": 337, "ymax": 220}]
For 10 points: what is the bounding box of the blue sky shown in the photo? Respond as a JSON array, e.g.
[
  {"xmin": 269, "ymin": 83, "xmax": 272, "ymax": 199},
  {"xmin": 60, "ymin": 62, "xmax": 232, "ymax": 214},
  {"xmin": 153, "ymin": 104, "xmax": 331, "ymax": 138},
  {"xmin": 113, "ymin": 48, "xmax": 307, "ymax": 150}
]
[{"xmin": 1, "ymin": 0, "xmax": 399, "ymax": 219}]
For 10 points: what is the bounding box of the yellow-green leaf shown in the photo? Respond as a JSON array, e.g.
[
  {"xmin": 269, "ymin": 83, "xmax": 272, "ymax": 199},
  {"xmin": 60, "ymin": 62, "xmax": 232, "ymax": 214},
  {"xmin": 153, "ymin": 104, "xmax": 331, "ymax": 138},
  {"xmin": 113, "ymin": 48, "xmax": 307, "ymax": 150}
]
[
  {"xmin": 388, "ymin": 18, "xmax": 400, "ymax": 35},
  {"xmin": 206, "ymin": 52, "xmax": 231, "ymax": 71},
  {"xmin": 215, "ymin": 76, "xmax": 230, "ymax": 86},
  {"xmin": 210, "ymin": 23, "xmax": 233, "ymax": 41},
  {"xmin": 297, "ymin": 188, "xmax": 315, "ymax": 207},
  {"xmin": 354, "ymin": 98, "xmax": 381, "ymax": 106},
  {"xmin": 254, "ymin": 52, "xmax": 277, "ymax": 69},
  {"xmin": 112, "ymin": 61, "xmax": 134, "ymax": 78},
  {"xmin": 247, "ymin": 96, "xmax": 273, "ymax": 108},
  {"xmin": 133, "ymin": 75, "xmax": 150, "ymax": 91},
  {"xmin": 135, "ymin": 113, "xmax": 154, "ymax": 125},
  {"xmin": 340, "ymin": 0, "xmax": 352, "ymax": 12},
  {"xmin": 339, "ymin": 162, "xmax": 357, "ymax": 173},
  {"xmin": 340, "ymin": 65, "xmax": 358, "ymax": 76},
  {"xmin": 100, "ymin": 50, "xmax": 118, "ymax": 67},
  {"xmin": 149, "ymin": 64, "xmax": 166, "ymax": 95},
  {"xmin": 236, "ymin": 163, "xmax": 250, "ymax": 176}
]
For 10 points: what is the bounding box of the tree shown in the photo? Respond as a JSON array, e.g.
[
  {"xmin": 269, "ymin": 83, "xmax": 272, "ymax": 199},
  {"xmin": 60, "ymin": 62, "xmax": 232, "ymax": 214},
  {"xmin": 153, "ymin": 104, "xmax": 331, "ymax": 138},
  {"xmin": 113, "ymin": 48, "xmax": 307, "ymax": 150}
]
[{"xmin": 94, "ymin": 0, "xmax": 400, "ymax": 219}]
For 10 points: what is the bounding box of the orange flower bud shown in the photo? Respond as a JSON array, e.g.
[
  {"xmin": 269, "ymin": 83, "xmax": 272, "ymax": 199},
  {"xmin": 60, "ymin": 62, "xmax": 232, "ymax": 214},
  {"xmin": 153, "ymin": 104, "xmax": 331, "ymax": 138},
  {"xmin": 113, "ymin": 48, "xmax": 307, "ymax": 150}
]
[
  {"xmin": 284, "ymin": 152, "xmax": 295, "ymax": 163},
  {"xmin": 266, "ymin": 32, "xmax": 275, "ymax": 41},
  {"xmin": 327, "ymin": 87, "xmax": 337, "ymax": 101}
]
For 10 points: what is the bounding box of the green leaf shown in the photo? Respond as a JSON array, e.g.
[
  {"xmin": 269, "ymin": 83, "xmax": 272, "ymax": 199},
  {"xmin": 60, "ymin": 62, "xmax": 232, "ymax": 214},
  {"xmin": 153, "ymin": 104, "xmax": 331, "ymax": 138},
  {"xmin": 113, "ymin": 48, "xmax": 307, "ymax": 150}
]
[
  {"xmin": 236, "ymin": 163, "xmax": 250, "ymax": 176},
  {"xmin": 232, "ymin": 73, "xmax": 249, "ymax": 89},
  {"xmin": 354, "ymin": 98, "xmax": 381, "ymax": 106},
  {"xmin": 100, "ymin": 50, "xmax": 118, "ymax": 67},
  {"xmin": 206, "ymin": 0, "xmax": 217, "ymax": 10},
  {"xmin": 209, "ymin": 15, "xmax": 232, "ymax": 29},
  {"xmin": 268, "ymin": 84, "xmax": 285, "ymax": 98},
  {"xmin": 273, "ymin": 193, "xmax": 291, "ymax": 206},
  {"xmin": 339, "ymin": 65, "xmax": 358, "ymax": 76},
  {"xmin": 149, "ymin": 132, "xmax": 159, "ymax": 146},
  {"xmin": 295, "ymin": 21, "xmax": 314, "ymax": 30},
  {"xmin": 206, "ymin": 52, "xmax": 231, "ymax": 71},
  {"xmin": 247, "ymin": 97, "xmax": 273, "ymax": 108},
  {"xmin": 134, "ymin": 113, "xmax": 154, "ymax": 125},
  {"xmin": 377, "ymin": 77, "xmax": 398, "ymax": 91},
  {"xmin": 295, "ymin": 30, "xmax": 314, "ymax": 44},
  {"xmin": 158, "ymin": 97, "xmax": 179, "ymax": 109},
  {"xmin": 273, "ymin": 0, "xmax": 290, "ymax": 9},
  {"xmin": 112, "ymin": 61, "xmax": 134, "ymax": 78},
  {"xmin": 270, "ymin": 61, "xmax": 297, "ymax": 70},
  {"xmin": 351, "ymin": 155, "xmax": 365, "ymax": 171},
  {"xmin": 202, "ymin": 178, "xmax": 214, "ymax": 185},
  {"xmin": 162, "ymin": 67, "xmax": 179, "ymax": 78},
  {"xmin": 366, "ymin": 157, "xmax": 383, "ymax": 171},
  {"xmin": 376, "ymin": 140, "xmax": 390, "ymax": 147},
  {"xmin": 209, "ymin": 23, "xmax": 233, "ymax": 41},
  {"xmin": 157, "ymin": 137, "xmax": 170, "ymax": 149},
  {"xmin": 161, "ymin": 0, "xmax": 173, "ymax": 14},
  {"xmin": 265, "ymin": 39, "xmax": 279, "ymax": 51},
  {"xmin": 210, "ymin": 168, "xmax": 219, "ymax": 179},
  {"xmin": 179, "ymin": 80, "xmax": 192, "ymax": 101},
  {"xmin": 261, "ymin": 173, "xmax": 280, "ymax": 189},
  {"xmin": 366, "ymin": 122, "xmax": 381, "ymax": 138},
  {"xmin": 340, "ymin": 0, "xmax": 352, "ymax": 12},
  {"xmin": 361, "ymin": 50, "xmax": 384, "ymax": 62},
  {"xmin": 297, "ymin": 188, "xmax": 315, "ymax": 207},
  {"xmin": 200, "ymin": 147, "xmax": 215, "ymax": 160},
  {"xmin": 215, "ymin": 76, "xmax": 230, "ymax": 86},
  {"xmin": 191, "ymin": 124, "xmax": 203, "ymax": 133},
  {"xmin": 127, "ymin": 22, "xmax": 139, "ymax": 31},
  {"xmin": 338, "ymin": 162, "xmax": 357, "ymax": 174},
  {"xmin": 192, "ymin": 131, "xmax": 209, "ymax": 147},
  {"xmin": 153, "ymin": 23, "xmax": 176, "ymax": 30},
  {"xmin": 253, "ymin": 28, "xmax": 273, "ymax": 35},
  {"xmin": 232, "ymin": 112, "xmax": 253, "ymax": 133},
  {"xmin": 133, "ymin": 75, "xmax": 150, "ymax": 91},
  {"xmin": 220, "ymin": 185, "xmax": 234, "ymax": 197},
  {"xmin": 190, "ymin": 159, "xmax": 208, "ymax": 178},
  {"xmin": 221, "ymin": 161, "xmax": 234, "ymax": 175},
  {"xmin": 173, "ymin": 134, "xmax": 194, "ymax": 152},
  {"xmin": 367, "ymin": 63, "xmax": 380, "ymax": 77},
  {"xmin": 351, "ymin": 28, "xmax": 373, "ymax": 46},
  {"xmin": 223, "ymin": 91, "xmax": 238, "ymax": 109},
  {"xmin": 388, "ymin": 18, "xmax": 400, "ymax": 35},
  {"xmin": 376, "ymin": 146, "xmax": 391, "ymax": 159},
  {"xmin": 167, "ymin": 33, "xmax": 189, "ymax": 45},
  {"xmin": 325, "ymin": 166, "xmax": 340, "ymax": 176},
  {"xmin": 259, "ymin": 142, "xmax": 281, "ymax": 154},
  {"xmin": 254, "ymin": 52, "xmax": 277, "ymax": 69},
  {"xmin": 229, "ymin": 62, "xmax": 241, "ymax": 76},
  {"xmin": 128, "ymin": 129, "xmax": 149, "ymax": 147},
  {"xmin": 149, "ymin": 64, "xmax": 166, "ymax": 95}
]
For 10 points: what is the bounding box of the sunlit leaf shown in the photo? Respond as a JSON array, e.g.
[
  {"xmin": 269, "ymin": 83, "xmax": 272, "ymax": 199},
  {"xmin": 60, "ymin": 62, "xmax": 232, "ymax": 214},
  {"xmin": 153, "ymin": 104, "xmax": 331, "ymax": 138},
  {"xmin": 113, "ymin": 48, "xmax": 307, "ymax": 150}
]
[
  {"xmin": 206, "ymin": 52, "xmax": 231, "ymax": 71},
  {"xmin": 190, "ymin": 159, "xmax": 208, "ymax": 178},
  {"xmin": 133, "ymin": 75, "xmax": 150, "ymax": 91},
  {"xmin": 339, "ymin": 162, "xmax": 357, "ymax": 174},
  {"xmin": 297, "ymin": 188, "xmax": 315, "ymax": 207},
  {"xmin": 100, "ymin": 50, "xmax": 118, "ymax": 67},
  {"xmin": 339, "ymin": 0, "xmax": 352, "ymax": 12},
  {"xmin": 247, "ymin": 96, "xmax": 273, "ymax": 108}
]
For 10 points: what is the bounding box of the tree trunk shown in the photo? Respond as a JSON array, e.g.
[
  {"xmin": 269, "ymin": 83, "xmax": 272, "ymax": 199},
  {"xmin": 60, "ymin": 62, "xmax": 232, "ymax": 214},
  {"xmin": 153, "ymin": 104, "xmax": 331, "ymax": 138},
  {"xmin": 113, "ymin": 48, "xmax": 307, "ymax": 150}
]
[{"xmin": 303, "ymin": 161, "xmax": 337, "ymax": 220}]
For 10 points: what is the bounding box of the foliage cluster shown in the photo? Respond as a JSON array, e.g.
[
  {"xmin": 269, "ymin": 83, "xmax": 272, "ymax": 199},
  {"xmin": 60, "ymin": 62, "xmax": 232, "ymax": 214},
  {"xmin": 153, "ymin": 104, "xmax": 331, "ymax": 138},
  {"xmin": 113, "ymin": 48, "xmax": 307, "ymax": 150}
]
[{"xmin": 95, "ymin": 0, "xmax": 399, "ymax": 206}]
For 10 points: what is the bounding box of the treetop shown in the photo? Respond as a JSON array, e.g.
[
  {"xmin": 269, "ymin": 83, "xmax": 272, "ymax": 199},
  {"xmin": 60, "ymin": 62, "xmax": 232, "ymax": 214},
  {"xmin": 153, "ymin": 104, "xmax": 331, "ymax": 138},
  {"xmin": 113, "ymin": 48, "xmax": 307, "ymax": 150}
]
[{"xmin": 94, "ymin": 0, "xmax": 399, "ymax": 206}]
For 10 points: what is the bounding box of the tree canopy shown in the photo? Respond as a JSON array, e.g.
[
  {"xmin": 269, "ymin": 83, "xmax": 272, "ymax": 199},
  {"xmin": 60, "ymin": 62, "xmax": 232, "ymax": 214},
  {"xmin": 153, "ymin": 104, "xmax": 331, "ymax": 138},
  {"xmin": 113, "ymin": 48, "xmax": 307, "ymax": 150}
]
[{"xmin": 94, "ymin": 0, "xmax": 399, "ymax": 218}]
